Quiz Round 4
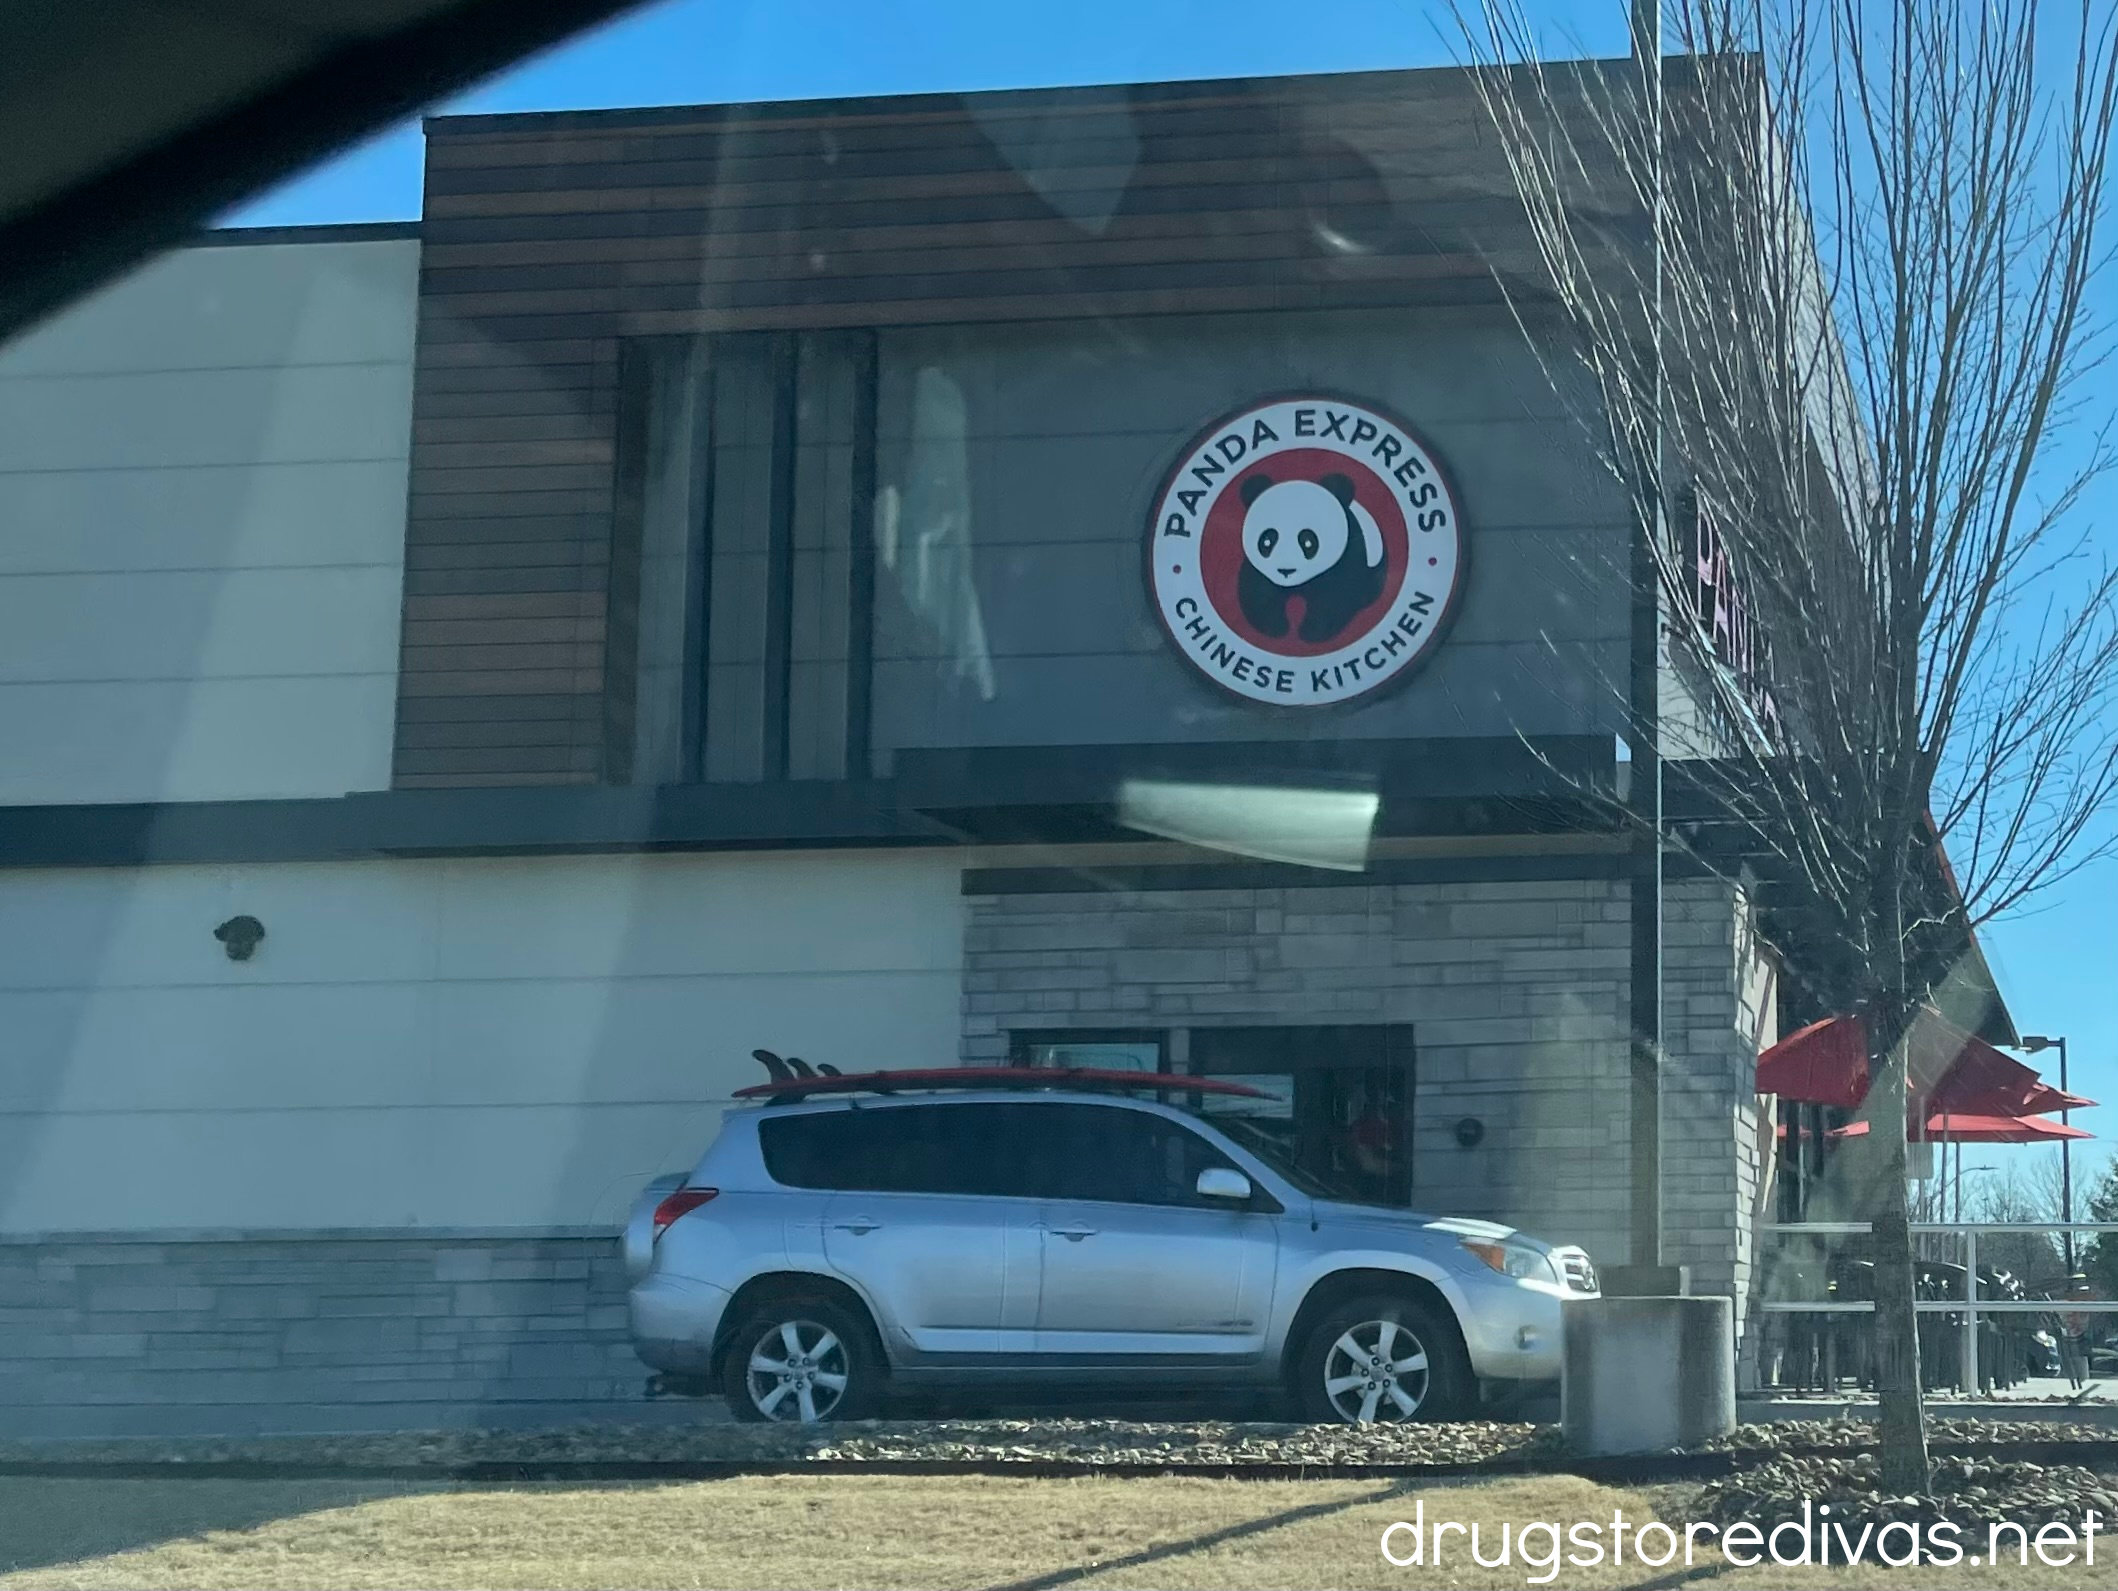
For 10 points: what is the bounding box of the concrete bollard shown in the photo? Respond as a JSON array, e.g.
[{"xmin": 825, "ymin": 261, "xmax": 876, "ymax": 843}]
[{"xmin": 1562, "ymin": 1295, "xmax": 1735, "ymax": 1453}]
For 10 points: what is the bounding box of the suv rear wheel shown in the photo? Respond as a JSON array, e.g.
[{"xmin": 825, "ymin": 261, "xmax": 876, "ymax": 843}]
[
  {"xmin": 721, "ymin": 1294, "xmax": 879, "ymax": 1423},
  {"xmin": 1291, "ymin": 1293, "xmax": 1469, "ymax": 1423}
]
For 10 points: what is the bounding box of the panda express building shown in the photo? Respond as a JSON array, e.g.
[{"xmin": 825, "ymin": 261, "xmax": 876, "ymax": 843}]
[{"xmin": 0, "ymin": 61, "xmax": 2011, "ymax": 1434}]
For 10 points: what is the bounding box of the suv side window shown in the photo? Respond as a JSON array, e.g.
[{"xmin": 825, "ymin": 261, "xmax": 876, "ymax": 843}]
[
  {"xmin": 758, "ymin": 1103, "xmax": 1018, "ymax": 1196},
  {"xmin": 1015, "ymin": 1103, "xmax": 1250, "ymax": 1208}
]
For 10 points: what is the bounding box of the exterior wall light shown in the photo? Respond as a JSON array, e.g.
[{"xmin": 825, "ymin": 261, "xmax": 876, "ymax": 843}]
[{"xmin": 213, "ymin": 915, "xmax": 265, "ymax": 961}]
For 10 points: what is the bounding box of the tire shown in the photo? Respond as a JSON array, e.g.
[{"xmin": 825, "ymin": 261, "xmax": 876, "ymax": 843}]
[
  {"xmin": 1290, "ymin": 1292, "xmax": 1471, "ymax": 1424},
  {"xmin": 719, "ymin": 1293, "xmax": 881, "ymax": 1423}
]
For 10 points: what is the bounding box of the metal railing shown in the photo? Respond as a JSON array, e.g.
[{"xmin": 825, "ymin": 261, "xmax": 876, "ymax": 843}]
[{"xmin": 1758, "ymin": 1221, "xmax": 2118, "ymax": 1397}]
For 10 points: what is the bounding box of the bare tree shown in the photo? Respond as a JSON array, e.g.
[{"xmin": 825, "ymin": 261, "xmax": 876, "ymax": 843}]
[{"xmin": 1460, "ymin": 2, "xmax": 2118, "ymax": 1489}]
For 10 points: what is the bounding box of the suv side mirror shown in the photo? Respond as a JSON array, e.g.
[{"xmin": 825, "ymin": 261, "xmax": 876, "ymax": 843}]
[{"xmin": 1196, "ymin": 1166, "xmax": 1253, "ymax": 1202}]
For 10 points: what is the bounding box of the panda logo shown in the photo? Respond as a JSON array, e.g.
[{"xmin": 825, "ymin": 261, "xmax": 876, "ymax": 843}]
[
  {"xmin": 1236, "ymin": 471, "xmax": 1387, "ymax": 645},
  {"xmin": 1146, "ymin": 393, "xmax": 1465, "ymax": 708}
]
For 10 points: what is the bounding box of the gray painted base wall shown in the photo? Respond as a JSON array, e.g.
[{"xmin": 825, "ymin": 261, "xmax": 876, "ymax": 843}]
[{"xmin": 0, "ymin": 1231, "xmax": 674, "ymax": 1440}]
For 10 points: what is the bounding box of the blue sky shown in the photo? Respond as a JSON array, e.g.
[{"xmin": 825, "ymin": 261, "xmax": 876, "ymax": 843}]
[{"xmin": 232, "ymin": 0, "xmax": 2113, "ymax": 1196}]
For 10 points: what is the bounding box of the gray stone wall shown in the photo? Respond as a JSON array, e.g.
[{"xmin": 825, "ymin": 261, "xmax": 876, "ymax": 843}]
[
  {"xmin": 0, "ymin": 1230, "xmax": 665, "ymax": 1439},
  {"xmin": 961, "ymin": 875, "xmax": 1637, "ymax": 1264},
  {"xmin": 1660, "ymin": 874, "xmax": 1778, "ymax": 1385}
]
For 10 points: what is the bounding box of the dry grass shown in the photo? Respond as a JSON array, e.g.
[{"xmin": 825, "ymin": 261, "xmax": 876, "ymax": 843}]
[{"xmin": 1, "ymin": 1472, "xmax": 2111, "ymax": 1590}]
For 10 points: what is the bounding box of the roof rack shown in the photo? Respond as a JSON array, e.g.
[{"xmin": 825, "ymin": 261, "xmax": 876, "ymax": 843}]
[{"xmin": 731, "ymin": 1066, "xmax": 1269, "ymax": 1104}]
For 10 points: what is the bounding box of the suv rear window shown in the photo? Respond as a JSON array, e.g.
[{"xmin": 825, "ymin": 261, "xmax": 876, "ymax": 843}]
[
  {"xmin": 759, "ymin": 1103, "xmax": 1014, "ymax": 1195},
  {"xmin": 758, "ymin": 1099, "xmax": 1268, "ymax": 1208}
]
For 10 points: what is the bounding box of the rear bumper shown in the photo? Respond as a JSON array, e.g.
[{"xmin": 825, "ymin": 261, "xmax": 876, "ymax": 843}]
[{"xmin": 628, "ymin": 1273, "xmax": 733, "ymax": 1375}]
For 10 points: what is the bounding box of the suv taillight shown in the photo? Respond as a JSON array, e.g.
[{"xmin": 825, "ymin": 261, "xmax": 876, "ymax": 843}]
[{"xmin": 652, "ymin": 1187, "xmax": 718, "ymax": 1239}]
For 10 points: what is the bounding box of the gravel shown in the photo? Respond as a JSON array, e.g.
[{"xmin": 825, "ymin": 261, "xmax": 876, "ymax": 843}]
[
  {"xmin": 5, "ymin": 1413, "xmax": 2111, "ymax": 1476},
  {"xmin": 1692, "ymin": 1455, "xmax": 2118, "ymax": 1562},
  {"xmin": 0, "ymin": 1417, "xmax": 1556, "ymax": 1473}
]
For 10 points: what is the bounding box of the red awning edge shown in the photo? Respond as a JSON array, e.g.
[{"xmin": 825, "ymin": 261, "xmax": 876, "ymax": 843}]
[
  {"xmin": 1833, "ymin": 1113, "xmax": 2094, "ymax": 1144},
  {"xmin": 1755, "ymin": 1016, "xmax": 1871, "ymax": 1108},
  {"xmin": 1756, "ymin": 1011, "xmax": 2097, "ymax": 1119}
]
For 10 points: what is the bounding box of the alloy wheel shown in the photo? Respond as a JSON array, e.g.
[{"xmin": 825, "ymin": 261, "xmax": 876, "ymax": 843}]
[
  {"xmin": 1321, "ymin": 1316, "xmax": 1431, "ymax": 1422},
  {"xmin": 744, "ymin": 1318, "xmax": 850, "ymax": 1422}
]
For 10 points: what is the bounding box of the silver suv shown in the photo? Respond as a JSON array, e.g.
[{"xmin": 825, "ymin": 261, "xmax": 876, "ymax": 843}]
[{"xmin": 626, "ymin": 1087, "xmax": 1597, "ymax": 1423}]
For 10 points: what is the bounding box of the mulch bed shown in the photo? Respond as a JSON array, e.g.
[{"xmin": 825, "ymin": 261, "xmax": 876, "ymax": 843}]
[
  {"xmin": 1694, "ymin": 1454, "xmax": 2118, "ymax": 1564},
  {"xmin": 2, "ymin": 1413, "xmax": 2110, "ymax": 1478},
  {"xmin": 1707, "ymin": 1416, "xmax": 2118, "ymax": 1451}
]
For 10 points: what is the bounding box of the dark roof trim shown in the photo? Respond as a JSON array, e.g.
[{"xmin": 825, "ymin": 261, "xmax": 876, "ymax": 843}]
[
  {"xmin": 894, "ymin": 736, "xmax": 1626, "ymax": 810},
  {"xmin": 0, "ymin": 736, "xmax": 1628, "ymax": 870},
  {"xmin": 963, "ymin": 851, "xmax": 1680, "ymax": 897},
  {"xmin": 0, "ymin": 787, "xmax": 1653, "ymax": 873},
  {"xmin": 0, "ymin": 782, "xmax": 942, "ymax": 870},
  {"xmin": 191, "ymin": 221, "xmax": 421, "ymax": 248},
  {"xmin": 422, "ymin": 63, "xmax": 1488, "ymax": 140}
]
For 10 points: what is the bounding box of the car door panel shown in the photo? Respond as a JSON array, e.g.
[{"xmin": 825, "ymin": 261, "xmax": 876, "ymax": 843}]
[
  {"xmin": 757, "ymin": 1101, "xmax": 1042, "ymax": 1358},
  {"xmin": 1011, "ymin": 1101, "xmax": 1280, "ymax": 1359},
  {"xmin": 1035, "ymin": 1199, "xmax": 1276, "ymax": 1355},
  {"xmin": 821, "ymin": 1191, "xmax": 1040, "ymax": 1356}
]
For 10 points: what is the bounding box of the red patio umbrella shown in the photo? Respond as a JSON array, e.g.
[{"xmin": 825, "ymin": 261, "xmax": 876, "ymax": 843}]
[
  {"xmin": 1922, "ymin": 1036, "xmax": 2098, "ymax": 1117},
  {"xmin": 1755, "ymin": 1011, "xmax": 2096, "ymax": 1115},
  {"xmin": 1755, "ymin": 1016, "xmax": 1870, "ymax": 1108},
  {"xmin": 1832, "ymin": 1112, "xmax": 2094, "ymax": 1144},
  {"xmin": 1935, "ymin": 1077, "xmax": 2097, "ymax": 1116}
]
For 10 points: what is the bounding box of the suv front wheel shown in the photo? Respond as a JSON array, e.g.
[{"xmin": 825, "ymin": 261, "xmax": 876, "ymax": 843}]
[
  {"xmin": 1291, "ymin": 1293, "xmax": 1470, "ymax": 1423},
  {"xmin": 721, "ymin": 1294, "xmax": 880, "ymax": 1423}
]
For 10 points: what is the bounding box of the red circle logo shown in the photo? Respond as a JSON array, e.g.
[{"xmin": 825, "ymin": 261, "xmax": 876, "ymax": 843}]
[{"xmin": 1148, "ymin": 396, "xmax": 1465, "ymax": 706}]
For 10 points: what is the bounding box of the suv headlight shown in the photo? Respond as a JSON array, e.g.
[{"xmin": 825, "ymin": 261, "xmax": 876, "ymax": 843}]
[{"xmin": 1461, "ymin": 1238, "xmax": 1558, "ymax": 1283}]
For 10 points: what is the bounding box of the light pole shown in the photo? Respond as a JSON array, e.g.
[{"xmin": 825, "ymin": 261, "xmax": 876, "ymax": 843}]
[
  {"xmin": 1953, "ymin": 1161, "xmax": 1993, "ymax": 1225},
  {"xmin": 2019, "ymin": 1034, "xmax": 2074, "ymax": 1274}
]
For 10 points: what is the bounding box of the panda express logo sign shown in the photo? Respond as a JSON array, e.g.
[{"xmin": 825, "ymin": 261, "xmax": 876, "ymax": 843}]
[{"xmin": 1147, "ymin": 394, "xmax": 1464, "ymax": 707}]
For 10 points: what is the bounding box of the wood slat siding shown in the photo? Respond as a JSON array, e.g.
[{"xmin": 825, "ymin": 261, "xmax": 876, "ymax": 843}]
[{"xmin": 393, "ymin": 63, "xmax": 1581, "ymax": 788}]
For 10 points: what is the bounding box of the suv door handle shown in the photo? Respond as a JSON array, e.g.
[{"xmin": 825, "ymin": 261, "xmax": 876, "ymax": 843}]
[
  {"xmin": 833, "ymin": 1219, "xmax": 881, "ymax": 1236},
  {"xmin": 1046, "ymin": 1225, "xmax": 1098, "ymax": 1241}
]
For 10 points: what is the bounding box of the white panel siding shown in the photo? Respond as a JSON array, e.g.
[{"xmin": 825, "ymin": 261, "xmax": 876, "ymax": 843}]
[
  {"xmin": 0, "ymin": 678, "xmax": 401, "ymax": 804},
  {"xmin": 0, "ymin": 365, "xmax": 414, "ymax": 474},
  {"xmin": 0, "ymin": 850, "xmax": 967, "ymax": 1233},
  {"xmin": 0, "ymin": 460, "xmax": 410, "ymax": 577},
  {"xmin": 0, "ymin": 568, "xmax": 404, "ymax": 682},
  {"xmin": 0, "ymin": 238, "xmax": 423, "ymax": 377},
  {"xmin": 0, "ymin": 236, "xmax": 417, "ymax": 804}
]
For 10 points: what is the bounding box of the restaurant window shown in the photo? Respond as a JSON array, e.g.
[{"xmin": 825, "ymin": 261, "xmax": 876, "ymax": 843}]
[
  {"xmin": 1011, "ymin": 1029, "xmax": 1166, "ymax": 1073},
  {"xmin": 605, "ymin": 328, "xmax": 876, "ymax": 786},
  {"xmin": 1189, "ymin": 1025, "xmax": 1415, "ymax": 1209},
  {"xmin": 1007, "ymin": 1024, "xmax": 1416, "ymax": 1207}
]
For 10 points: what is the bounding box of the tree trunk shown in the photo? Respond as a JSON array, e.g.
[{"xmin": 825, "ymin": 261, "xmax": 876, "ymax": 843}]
[{"xmin": 1865, "ymin": 1003, "xmax": 1931, "ymax": 1492}]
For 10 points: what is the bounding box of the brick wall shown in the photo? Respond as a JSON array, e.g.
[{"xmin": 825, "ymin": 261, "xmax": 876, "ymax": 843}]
[
  {"xmin": 961, "ymin": 877, "xmax": 1637, "ymax": 1264},
  {"xmin": 0, "ymin": 1230, "xmax": 671, "ymax": 1439}
]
